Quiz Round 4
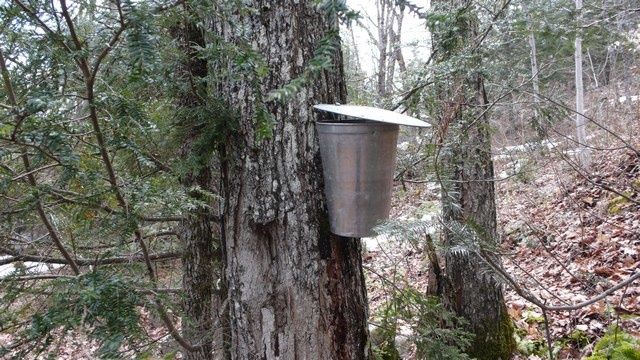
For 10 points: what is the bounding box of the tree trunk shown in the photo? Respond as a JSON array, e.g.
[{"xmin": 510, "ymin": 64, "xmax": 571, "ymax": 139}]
[
  {"xmin": 377, "ymin": 0, "xmax": 390, "ymax": 97},
  {"xmin": 394, "ymin": 8, "xmax": 407, "ymax": 75},
  {"xmin": 214, "ymin": 3, "xmax": 370, "ymax": 359},
  {"xmin": 523, "ymin": 2, "xmax": 544, "ymax": 139},
  {"xmin": 574, "ymin": 0, "xmax": 591, "ymax": 169},
  {"xmin": 350, "ymin": 26, "xmax": 363, "ymax": 75},
  {"xmin": 173, "ymin": 13, "xmax": 222, "ymax": 360},
  {"xmin": 432, "ymin": 1, "xmax": 515, "ymax": 359},
  {"xmin": 385, "ymin": 7, "xmax": 405, "ymax": 94}
]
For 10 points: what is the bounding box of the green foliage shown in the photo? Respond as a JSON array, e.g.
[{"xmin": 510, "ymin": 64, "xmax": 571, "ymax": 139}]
[
  {"xmin": 122, "ymin": 1, "xmax": 158, "ymax": 81},
  {"xmin": 514, "ymin": 327, "xmax": 550, "ymax": 357},
  {"xmin": 372, "ymin": 287, "xmax": 473, "ymax": 360},
  {"xmin": 586, "ymin": 326, "xmax": 640, "ymax": 360},
  {"xmin": 427, "ymin": 4, "xmax": 476, "ymax": 57},
  {"xmin": 28, "ymin": 272, "xmax": 142, "ymax": 358},
  {"xmin": 316, "ymin": 0, "xmax": 360, "ymax": 25},
  {"xmin": 370, "ymin": 304, "xmax": 401, "ymax": 360},
  {"xmin": 267, "ymin": 29, "xmax": 341, "ymax": 103},
  {"xmin": 607, "ymin": 193, "xmax": 632, "ymax": 214},
  {"xmin": 172, "ymin": 98, "xmax": 237, "ymax": 175},
  {"xmin": 568, "ymin": 329, "xmax": 590, "ymax": 348}
]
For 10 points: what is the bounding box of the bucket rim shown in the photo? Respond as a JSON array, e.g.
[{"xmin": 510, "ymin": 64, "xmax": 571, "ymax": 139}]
[
  {"xmin": 316, "ymin": 120, "xmax": 399, "ymax": 127},
  {"xmin": 314, "ymin": 104, "xmax": 430, "ymax": 128}
]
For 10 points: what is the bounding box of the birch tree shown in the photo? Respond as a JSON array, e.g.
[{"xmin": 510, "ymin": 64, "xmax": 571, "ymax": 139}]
[
  {"xmin": 574, "ymin": 0, "xmax": 592, "ymax": 168},
  {"xmin": 523, "ymin": 1, "xmax": 544, "ymax": 139}
]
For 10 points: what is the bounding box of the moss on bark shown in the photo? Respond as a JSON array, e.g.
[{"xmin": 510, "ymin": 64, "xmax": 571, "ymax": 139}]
[{"xmin": 467, "ymin": 308, "xmax": 516, "ymax": 360}]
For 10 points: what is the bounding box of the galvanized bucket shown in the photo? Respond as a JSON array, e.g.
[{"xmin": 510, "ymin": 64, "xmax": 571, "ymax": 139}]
[
  {"xmin": 314, "ymin": 104, "xmax": 430, "ymax": 238},
  {"xmin": 317, "ymin": 121, "xmax": 399, "ymax": 237}
]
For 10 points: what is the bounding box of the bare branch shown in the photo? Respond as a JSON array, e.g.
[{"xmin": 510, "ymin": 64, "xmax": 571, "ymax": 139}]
[
  {"xmin": 91, "ymin": 0, "xmax": 127, "ymax": 83},
  {"xmin": 482, "ymin": 248, "xmax": 640, "ymax": 312},
  {"xmin": 11, "ymin": 163, "xmax": 60, "ymax": 182},
  {"xmin": 12, "ymin": 0, "xmax": 74, "ymax": 54}
]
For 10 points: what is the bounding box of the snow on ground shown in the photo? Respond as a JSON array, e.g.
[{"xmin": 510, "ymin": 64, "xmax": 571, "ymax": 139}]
[{"xmin": 0, "ymin": 256, "xmax": 63, "ymax": 279}]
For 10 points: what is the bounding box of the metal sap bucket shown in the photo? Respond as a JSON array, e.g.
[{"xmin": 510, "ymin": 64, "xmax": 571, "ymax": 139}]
[
  {"xmin": 314, "ymin": 104, "xmax": 430, "ymax": 238},
  {"xmin": 317, "ymin": 121, "xmax": 399, "ymax": 237}
]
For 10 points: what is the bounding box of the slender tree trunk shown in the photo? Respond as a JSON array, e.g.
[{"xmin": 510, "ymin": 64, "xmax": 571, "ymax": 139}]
[
  {"xmin": 173, "ymin": 13, "xmax": 223, "ymax": 360},
  {"xmin": 603, "ymin": 45, "xmax": 615, "ymax": 86},
  {"xmin": 587, "ymin": 48, "xmax": 599, "ymax": 88},
  {"xmin": 527, "ymin": 32, "xmax": 540, "ymax": 106},
  {"xmin": 394, "ymin": 8, "xmax": 407, "ymax": 74},
  {"xmin": 350, "ymin": 26, "xmax": 363, "ymax": 75},
  {"xmin": 386, "ymin": 25, "xmax": 397, "ymax": 95},
  {"xmin": 386, "ymin": 7, "xmax": 406, "ymax": 93},
  {"xmin": 574, "ymin": 0, "xmax": 591, "ymax": 168},
  {"xmin": 214, "ymin": 3, "xmax": 370, "ymax": 359},
  {"xmin": 432, "ymin": 1, "xmax": 515, "ymax": 359},
  {"xmin": 377, "ymin": 0, "xmax": 390, "ymax": 96},
  {"xmin": 524, "ymin": 2, "xmax": 544, "ymax": 139}
]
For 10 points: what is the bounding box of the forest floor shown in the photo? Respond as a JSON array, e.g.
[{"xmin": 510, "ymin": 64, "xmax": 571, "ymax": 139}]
[{"xmin": 364, "ymin": 133, "xmax": 640, "ymax": 359}]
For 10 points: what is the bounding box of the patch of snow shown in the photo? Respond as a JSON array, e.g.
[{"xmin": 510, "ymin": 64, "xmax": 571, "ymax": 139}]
[
  {"xmin": 617, "ymin": 95, "xmax": 639, "ymax": 103},
  {"xmin": 362, "ymin": 234, "xmax": 392, "ymax": 252},
  {"xmin": 0, "ymin": 256, "xmax": 63, "ymax": 279}
]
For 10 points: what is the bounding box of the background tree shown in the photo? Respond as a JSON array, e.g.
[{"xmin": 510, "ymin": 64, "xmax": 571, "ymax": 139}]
[
  {"xmin": 375, "ymin": 0, "xmax": 406, "ymax": 97},
  {"xmin": 169, "ymin": 2, "xmax": 226, "ymax": 358},
  {"xmin": 428, "ymin": 0, "xmax": 516, "ymax": 358},
  {"xmin": 574, "ymin": 0, "xmax": 592, "ymax": 168}
]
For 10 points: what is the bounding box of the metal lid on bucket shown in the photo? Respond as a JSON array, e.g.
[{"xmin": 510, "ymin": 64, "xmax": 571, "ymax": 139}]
[{"xmin": 314, "ymin": 104, "xmax": 430, "ymax": 128}]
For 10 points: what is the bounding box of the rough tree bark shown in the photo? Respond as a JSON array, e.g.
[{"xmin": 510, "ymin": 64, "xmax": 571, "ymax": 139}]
[
  {"xmin": 214, "ymin": 3, "xmax": 370, "ymax": 359},
  {"xmin": 432, "ymin": 1, "xmax": 515, "ymax": 359},
  {"xmin": 173, "ymin": 10, "xmax": 223, "ymax": 360}
]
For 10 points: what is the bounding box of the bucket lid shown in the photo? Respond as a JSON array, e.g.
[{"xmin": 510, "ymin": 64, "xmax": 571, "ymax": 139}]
[{"xmin": 314, "ymin": 104, "xmax": 430, "ymax": 128}]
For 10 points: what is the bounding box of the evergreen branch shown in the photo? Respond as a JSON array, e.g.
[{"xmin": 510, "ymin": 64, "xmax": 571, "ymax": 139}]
[
  {"xmin": 393, "ymin": 0, "xmax": 428, "ymax": 19},
  {"xmin": 470, "ymin": 0, "xmax": 513, "ymax": 53},
  {"xmin": 21, "ymin": 155, "xmax": 82, "ymax": 275},
  {"xmin": 3, "ymin": 275, "xmax": 76, "ymax": 281},
  {"xmin": 0, "ymin": 47, "xmax": 81, "ymax": 275},
  {"xmin": 266, "ymin": 30, "xmax": 340, "ymax": 103},
  {"xmin": 0, "ymin": 247, "xmax": 182, "ymax": 266},
  {"xmin": 47, "ymin": 189, "xmax": 188, "ymax": 222}
]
